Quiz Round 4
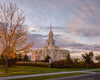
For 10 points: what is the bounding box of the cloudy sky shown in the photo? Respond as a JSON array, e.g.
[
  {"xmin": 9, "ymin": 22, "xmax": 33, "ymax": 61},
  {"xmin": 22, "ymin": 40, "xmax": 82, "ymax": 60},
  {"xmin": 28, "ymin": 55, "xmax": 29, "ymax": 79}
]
[{"xmin": 4, "ymin": 0, "xmax": 100, "ymax": 57}]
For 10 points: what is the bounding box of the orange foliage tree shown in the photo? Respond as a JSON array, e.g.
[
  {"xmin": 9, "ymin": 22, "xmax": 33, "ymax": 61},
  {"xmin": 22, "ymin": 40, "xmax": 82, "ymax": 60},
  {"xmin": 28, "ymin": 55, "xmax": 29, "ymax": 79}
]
[{"xmin": 0, "ymin": 1, "xmax": 34, "ymax": 73}]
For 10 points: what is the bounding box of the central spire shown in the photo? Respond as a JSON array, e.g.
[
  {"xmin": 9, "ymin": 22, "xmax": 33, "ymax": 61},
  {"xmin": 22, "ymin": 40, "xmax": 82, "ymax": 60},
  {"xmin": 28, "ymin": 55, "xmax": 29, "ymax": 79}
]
[
  {"xmin": 50, "ymin": 22, "xmax": 52, "ymax": 32},
  {"xmin": 49, "ymin": 22, "xmax": 53, "ymax": 40},
  {"xmin": 47, "ymin": 22, "xmax": 55, "ymax": 47}
]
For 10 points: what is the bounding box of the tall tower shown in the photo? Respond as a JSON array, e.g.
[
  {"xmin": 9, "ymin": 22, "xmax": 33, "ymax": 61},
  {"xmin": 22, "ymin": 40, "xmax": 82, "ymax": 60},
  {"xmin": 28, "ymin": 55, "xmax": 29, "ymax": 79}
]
[
  {"xmin": 47, "ymin": 22, "xmax": 55, "ymax": 49},
  {"xmin": 49, "ymin": 22, "xmax": 53, "ymax": 40}
]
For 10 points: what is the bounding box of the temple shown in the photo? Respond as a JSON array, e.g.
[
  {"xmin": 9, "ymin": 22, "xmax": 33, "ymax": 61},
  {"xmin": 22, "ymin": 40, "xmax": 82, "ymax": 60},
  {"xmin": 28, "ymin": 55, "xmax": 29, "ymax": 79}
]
[{"xmin": 31, "ymin": 23, "xmax": 70, "ymax": 61}]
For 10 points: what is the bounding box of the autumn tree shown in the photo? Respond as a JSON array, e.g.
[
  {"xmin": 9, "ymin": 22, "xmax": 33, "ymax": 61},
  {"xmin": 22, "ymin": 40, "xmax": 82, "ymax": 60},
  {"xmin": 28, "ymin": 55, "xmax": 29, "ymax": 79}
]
[{"xmin": 0, "ymin": 1, "xmax": 33, "ymax": 73}]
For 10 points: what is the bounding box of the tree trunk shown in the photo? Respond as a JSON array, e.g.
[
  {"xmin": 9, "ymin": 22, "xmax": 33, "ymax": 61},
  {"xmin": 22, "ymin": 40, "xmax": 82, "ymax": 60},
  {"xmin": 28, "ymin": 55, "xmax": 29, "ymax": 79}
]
[
  {"xmin": 5, "ymin": 54, "xmax": 8, "ymax": 74},
  {"xmin": 3, "ymin": 60, "xmax": 5, "ymax": 68}
]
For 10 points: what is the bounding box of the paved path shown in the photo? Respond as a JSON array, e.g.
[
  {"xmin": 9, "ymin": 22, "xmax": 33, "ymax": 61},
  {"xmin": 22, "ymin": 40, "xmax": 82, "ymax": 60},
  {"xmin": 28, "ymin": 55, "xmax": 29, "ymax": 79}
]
[
  {"xmin": 0, "ymin": 69, "xmax": 100, "ymax": 80},
  {"xmin": 47, "ymin": 73, "xmax": 100, "ymax": 80}
]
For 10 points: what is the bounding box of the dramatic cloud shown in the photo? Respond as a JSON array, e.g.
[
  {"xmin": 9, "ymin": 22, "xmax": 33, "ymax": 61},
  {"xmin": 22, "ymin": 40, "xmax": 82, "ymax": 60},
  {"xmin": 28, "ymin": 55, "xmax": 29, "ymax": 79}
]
[
  {"xmin": 2, "ymin": 0, "xmax": 100, "ymax": 56},
  {"xmin": 65, "ymin": 0, "xmax": 100, "ymax": 38}
]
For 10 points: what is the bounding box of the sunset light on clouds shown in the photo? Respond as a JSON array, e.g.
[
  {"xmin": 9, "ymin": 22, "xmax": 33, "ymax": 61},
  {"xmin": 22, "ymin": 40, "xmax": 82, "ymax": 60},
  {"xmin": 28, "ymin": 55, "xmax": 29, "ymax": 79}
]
[{"xmin": 4, "ymin": 0, "xmax": 100, "ymax": 57}]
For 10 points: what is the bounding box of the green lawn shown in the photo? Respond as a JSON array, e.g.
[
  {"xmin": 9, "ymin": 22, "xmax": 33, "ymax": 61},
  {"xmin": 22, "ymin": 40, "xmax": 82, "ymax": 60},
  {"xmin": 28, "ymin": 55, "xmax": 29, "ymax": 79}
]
[
  {"xmin": 10, "ymin": 73, "xmax": 86, "ymax": 80},
  {"xmin": 0, "ymin": 65, "xmax": 99, "ymax": 77},
  {"xmin": 93, "ymin": 70, "xmax": 100, "ymax": 72}
]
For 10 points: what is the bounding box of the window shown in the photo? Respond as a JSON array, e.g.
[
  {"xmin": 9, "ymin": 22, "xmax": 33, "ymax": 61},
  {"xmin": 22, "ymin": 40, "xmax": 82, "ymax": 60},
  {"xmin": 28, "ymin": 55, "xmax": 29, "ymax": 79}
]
[
  {"xmin": 54, "ymin": 55, "xmax": 56, "ymax": 58},
  {"xmin": 52, "ymin": 42, "xmax": 54, "ymax": 45},
  {"xmin": 48, "ymin": 42, "xmax": 50, "ymax": 45},
  {"xmin": 63, "ymin": 52, "xmax": 65, "ymax": 57}
]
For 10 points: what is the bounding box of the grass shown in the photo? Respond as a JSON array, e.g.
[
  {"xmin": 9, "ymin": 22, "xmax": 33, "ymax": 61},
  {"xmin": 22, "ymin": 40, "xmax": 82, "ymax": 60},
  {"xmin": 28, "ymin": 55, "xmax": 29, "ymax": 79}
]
[
  {"xmin": 10, "ymin": 73, "xmax": 86, "ymax": 80},
  {"xmin": 93, "ymin": 70, "xmax": 100, "ymax": 72},
  {"xmin": 0, "ymin": 65, "xmax": 100, "ymax": 77}
]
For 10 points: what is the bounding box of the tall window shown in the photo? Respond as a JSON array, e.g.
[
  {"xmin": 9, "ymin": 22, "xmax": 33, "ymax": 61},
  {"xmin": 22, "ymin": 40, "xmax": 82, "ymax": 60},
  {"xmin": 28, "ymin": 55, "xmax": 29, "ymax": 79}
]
[
  {"xmin": 63, "ymin": 52, "xmax": 65, "ymax": 57},
  {"xmin": 52, "ymin": 42, "xmax": 54, "ymax": 45},
  {"xmin": 48, "ymin": 42, "xmax": 50, "ymax": 45}
]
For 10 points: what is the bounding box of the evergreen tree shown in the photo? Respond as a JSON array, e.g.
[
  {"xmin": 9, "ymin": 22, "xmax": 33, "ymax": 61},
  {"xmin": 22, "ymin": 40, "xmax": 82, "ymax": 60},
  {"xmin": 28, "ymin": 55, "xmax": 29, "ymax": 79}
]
[
  {"xmin": 44, "ymin": 55, "xmax": 51, "ymax": 62},
  {"xmin": 65, "ymin": 54, "xmax": 72, "ymax": 63}
]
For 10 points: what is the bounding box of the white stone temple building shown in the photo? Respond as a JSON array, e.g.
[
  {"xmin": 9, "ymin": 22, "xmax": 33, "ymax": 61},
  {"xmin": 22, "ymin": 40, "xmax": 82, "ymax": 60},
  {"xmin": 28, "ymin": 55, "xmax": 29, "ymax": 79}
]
[{"xmin": 31, "ymin": 23, "xmax": 70, "ymax": 61}]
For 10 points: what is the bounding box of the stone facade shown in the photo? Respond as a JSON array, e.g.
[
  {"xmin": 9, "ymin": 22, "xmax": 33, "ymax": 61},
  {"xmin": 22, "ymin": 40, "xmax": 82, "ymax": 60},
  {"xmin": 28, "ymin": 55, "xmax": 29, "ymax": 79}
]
[{"xmin": 31, "ymin": 23, "xmax": 70, "ymax": 61}]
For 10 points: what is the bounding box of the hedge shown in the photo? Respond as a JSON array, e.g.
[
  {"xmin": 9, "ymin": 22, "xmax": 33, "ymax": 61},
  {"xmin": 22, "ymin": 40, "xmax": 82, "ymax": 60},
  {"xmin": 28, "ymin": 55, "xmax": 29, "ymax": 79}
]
[
  {"xmin": 50, "ymin": 61, "xmax": 100, "ymax": 68},
  {"xmin": 15, "ymin": 61, "xmax": 49, "ymax": 67}
]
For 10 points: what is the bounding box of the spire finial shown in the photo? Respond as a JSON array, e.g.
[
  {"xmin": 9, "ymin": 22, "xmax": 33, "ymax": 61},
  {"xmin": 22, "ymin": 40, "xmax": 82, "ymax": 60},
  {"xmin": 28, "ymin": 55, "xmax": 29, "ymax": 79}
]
[{"xmin": 50, "ymin": 22, "xmax": 52, "ymax": 32}]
